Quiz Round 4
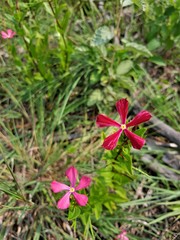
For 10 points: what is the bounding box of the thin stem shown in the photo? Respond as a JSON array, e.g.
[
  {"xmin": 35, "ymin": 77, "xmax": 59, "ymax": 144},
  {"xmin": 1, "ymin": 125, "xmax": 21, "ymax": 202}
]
[
  {"xmin": 0, "ymin": 145, "xmax": 27, "ymax": 203},
  {"xmin": 22, "ymin": 36, "xmax": 47, "ymax": 81},
  {"xmin": 16, "ymin": 0, "xmax": 19, "ymax": 10},
  {"xmin": 48, "ymin": 0, "xmax": 68, "ymax": 69}
]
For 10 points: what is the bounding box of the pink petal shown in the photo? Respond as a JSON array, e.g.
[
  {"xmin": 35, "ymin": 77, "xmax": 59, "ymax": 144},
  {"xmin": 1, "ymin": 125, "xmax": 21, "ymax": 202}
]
[
  {"xmin": 57, "ymin": 192, "xmax": 71, "ymax": 209},
  {"xmin": 8, "ymin": 29, "xmax": 15, "ymax": 38},
  {"xmin": 96, "ymin": 114, "xmax": 120, "ymax": 128},
  {"xmin": 65, "ymin": 166, "xmax": 78, "ymax": 187},
  {"xmin": 102, "ymin": 129, "xmax": 122, "ymax": 150},
  {"xmin": 1, "ymin": 31, "xmax": 8, "ymax": 39},
  {"xmin": 124, "ymin": 129, "xmax": 145, "ymax": 149},
  {"xmin": 124, "ymin": 237, "xmax": 129, "ymax": 240},
  {"xmin": 116, "ymin": 99, "xmax": 129, "ymax": 124},
  {"xmin": 116, "ymin": 234, "xmax": 129, "ymax": 240},
  {"xmin": 73, "ymin": 192, "xmax": 88, "ymax": 206},
  {"xmin": 51, "ymin": 181, "xmax": 70, "ymax": 193},
  {"xmin": 116, "ymin": 230, "xmax": 129, "ymax": 240},
  {"xmin": 75, "ymin": 176, "xmax": 91, "ymax": 191},
  {"xmin": 127, "ymin": 110, "xmax": 152, "ymax": 127},
  {"xmin": 7, "ymin": 29, "xmax": 13, "ymax": 35}
]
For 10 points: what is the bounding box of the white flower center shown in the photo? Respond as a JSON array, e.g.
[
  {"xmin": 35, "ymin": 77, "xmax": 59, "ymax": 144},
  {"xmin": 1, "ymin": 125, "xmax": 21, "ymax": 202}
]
[
  {"xmin": 121, "ymin": 124, "xmax": 126, "ymax": 130},
  {"xmin": 69, "ymin": 187, "xmax": 75, "ymax": 193}
]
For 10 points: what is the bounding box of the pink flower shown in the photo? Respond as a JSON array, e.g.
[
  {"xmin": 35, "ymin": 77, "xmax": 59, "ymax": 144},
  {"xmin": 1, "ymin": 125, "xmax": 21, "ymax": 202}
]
[
  {"xmin": 51, "ymin": 166, "xmax": 91, "ymax": 209},
  {"xmin": 1, "ymin": 29, "xmax": 16, "ymax": 39},
  {"xmin": 96, "ymin": 98, "xmax": 152, "ymax": 150},
  {"xmin": 116, "ymin": 230, "xmax": 129, "ymax": 240}
]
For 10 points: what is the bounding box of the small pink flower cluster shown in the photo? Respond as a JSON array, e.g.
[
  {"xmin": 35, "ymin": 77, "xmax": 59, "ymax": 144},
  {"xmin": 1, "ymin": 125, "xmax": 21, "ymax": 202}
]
[
  {"xmin": 116, "ymin": 230, "xmax": 129, "ymax": 240},
  {"xmin": 1, "ymin": 29, "xmax": 16, "ymax": 39}
]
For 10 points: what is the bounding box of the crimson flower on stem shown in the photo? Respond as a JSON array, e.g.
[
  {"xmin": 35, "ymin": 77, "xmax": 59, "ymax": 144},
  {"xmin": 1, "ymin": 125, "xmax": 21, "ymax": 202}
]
[
  {"xmin": 96, "ymin": 98, "xmax": 152, "ymax": 150},
  {"xmin": 51, "ymin": 166, "xmax": 91, "ymax": 209},
  {"xmin": 116, "ymin": 230, "xmax": 129, "ymax": 240},
  {"xmin": 1, "ymin": 29, "xmax": 16, "ymax": 39}
]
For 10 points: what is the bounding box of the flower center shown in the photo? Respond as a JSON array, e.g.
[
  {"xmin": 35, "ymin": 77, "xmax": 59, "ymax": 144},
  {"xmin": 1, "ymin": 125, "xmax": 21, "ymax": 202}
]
[
  {"xmin": 121, "ymin": 124, "xmax": 126, "ymax": 130},
  {"xmin": 69, "ymin": 187, "xmax": 75, "ymax": 193}
]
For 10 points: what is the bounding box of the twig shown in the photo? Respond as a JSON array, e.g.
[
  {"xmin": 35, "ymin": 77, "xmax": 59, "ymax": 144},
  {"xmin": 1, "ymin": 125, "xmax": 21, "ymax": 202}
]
[
  {"xmin": 133, "ymin": 104, "xmax": 180, "ymax": 148},
  {"xmin": 141, "ymin": 154, "xmax": 180, "ymax": 180}
]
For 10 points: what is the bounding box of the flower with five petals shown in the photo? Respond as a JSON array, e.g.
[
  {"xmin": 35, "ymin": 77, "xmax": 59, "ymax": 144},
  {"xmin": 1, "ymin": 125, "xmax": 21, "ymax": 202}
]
[
  {"xmin": 51, "ymin": 166, "xmax": 91, "ymax": 209},
  {"xmin": 96, "ymin": 98, "xmax": 152, "ymax": 150},
  {"xmin": 1, "ymin": 29, "xmax": 16, "ymax": 39}
]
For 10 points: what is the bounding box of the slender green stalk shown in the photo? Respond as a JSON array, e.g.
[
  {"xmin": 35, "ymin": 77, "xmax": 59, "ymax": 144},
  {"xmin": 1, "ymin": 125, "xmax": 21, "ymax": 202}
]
[{"xmin": 0, "ymin": 145, "xmax": 27, "ymax": 203}]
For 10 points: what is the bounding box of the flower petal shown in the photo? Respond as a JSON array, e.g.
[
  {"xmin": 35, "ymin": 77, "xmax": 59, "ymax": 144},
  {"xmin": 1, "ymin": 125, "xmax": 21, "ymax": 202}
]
[
  {"xmin": 102, "ymin": 129, "xmax": 122, "ymax": 150},
  {"xmin": 117, "ymin": 234, "xmax": 129, "ymax": 240},
  {"xmin": 75, "ymin": 176, "xmax": 91, "ymax": 191},
  {"xmin": 127, "ymin": 110, "xmax": 152, "ymax": 127},
  {"xmin": 96, "ymin": 114, "xmax": 120, "ymax": 128},
  {"xmin": 73, "ymin": 192, "xmax": 88, "ymax": 206},
  {"xmin": 65, "ymin": 166, "xmax": 78, "ymax": 187},
  {"xmin": 57, "ymin": 192, "xmax": 71, "ymax": 209},
  {"xmin": 7, "ymin": 29, "xmax": 13, "ymax": 35},
  {"xmin": 116, "ymin": 230, "xmax": 129, "ymax": 240},
  {"xmin": 124, "ymin": 237, "xmax": 129, "ymax": 240},
  {"xmin": 116, "ymin": 99, "xmax": 129, "ymax": 124},
  {"xmin": 1, "ymin": 31, "xmax": 8, "ymax": 39},
  {"xmin": 51, "ymin": 181, "xmax": 70, "ymax": 193},
  {"xmin": 124, "ymin": 129, "xmax": 145, "ymax": 149}
]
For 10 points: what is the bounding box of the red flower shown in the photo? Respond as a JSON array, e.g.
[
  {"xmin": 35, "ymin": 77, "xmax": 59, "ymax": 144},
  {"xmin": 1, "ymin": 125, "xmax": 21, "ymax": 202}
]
[{"xmin": 96, "ymin": 98, "xmax": 152, "ymax": 150}]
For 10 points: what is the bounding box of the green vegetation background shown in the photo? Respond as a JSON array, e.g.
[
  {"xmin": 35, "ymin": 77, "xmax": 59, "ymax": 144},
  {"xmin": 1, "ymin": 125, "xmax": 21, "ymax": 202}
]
[{"xmin": 0, "ymin": 0, "xmax": 179, "ymax": 239}]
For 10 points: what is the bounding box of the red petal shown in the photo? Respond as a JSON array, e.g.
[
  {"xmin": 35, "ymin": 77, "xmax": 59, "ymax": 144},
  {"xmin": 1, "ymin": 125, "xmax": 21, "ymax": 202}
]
[
  {"xmin": 75, "ymin": 176, "xmax": 91, "ymax": 191},
  {"xmin": 73, "ymin": 192, "xmax": 88, "ymax": 206},
  {"xmin": 124, "ymin": 129, "xmax": 145, "ymax": 149},
  {"xmin": 57, "ymin": 192, "xmax": 71, "ymax": 209},
  {"xmin": 127, "ymin": 110, "xmax": 152, "ymax": 127},
  {"xmin": 102, "ymin": 129, "xmax": 122, "ymax": 150},
  {"xmin": 116, "ymin": 99, "xmax": 129, "ymax": 124},
  {"xmin": 65, "ymin": 166, "xmax": 78, "ymax": 187},
  {"xmin": 96, "ymin": 114, "xmax": 120, "ymax": 128},
  {"xmin": 51, "ymin": 181, "xmax": 70, "ymax": 193}
]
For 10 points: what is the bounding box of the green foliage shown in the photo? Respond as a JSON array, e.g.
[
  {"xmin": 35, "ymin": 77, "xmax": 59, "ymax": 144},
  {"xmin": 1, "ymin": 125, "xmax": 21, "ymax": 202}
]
[
  {"xmin": 0, "ymin": 0, "xmax": 179, "ymax": 239},
  {"xmin": 91, "ymin": 26, "xmax": 114, "ymax": 46}
]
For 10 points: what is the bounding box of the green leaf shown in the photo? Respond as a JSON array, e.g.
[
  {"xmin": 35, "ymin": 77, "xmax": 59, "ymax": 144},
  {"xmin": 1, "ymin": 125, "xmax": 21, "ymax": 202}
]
[
  {"xmin": 91, "ymin": 26, "xmax": 114, "ymax": 47},
  {"xmin": 120, "ymin": 0, "xmax": 133, "ymax": 7},
  {"xmin": 90, "ymin": 71, "xmax": 100, "ymax": 85},
  {"xmin": 87, "ymin": 89, "xmax": 103, "ymax": 106},
  {"xmin": 149, "ymin": 56, "xmax": 166, "ymax": 66},
  {"xmin": 0, "ymin": 182, "xmax": 24, "ymax": 201},
  {"xmin": 116, "ymin": 60, "xmax": 133, "ymax": 75},
  {"xmin": 68, "ymin": 206, "xmax": 81, "ymax": 220},
  {"xmin": 132, "ymin": 0, "xmax": 147, "ymax": 11},
  {"xmin": 134, "ymin": 127, "xmax": 147, "ymax": 137},
  {"xmin": 93, "ymin": 203, "xmax": 102, "ymax": 220},
  {"xmin": 123, "ymin": 40, "xmax": 153, "ymax": 57},
  {"xmin": 149, "ymin": 209, "xmax": 180, "ymax": 225},
  {"xmin": 43, "ymin": 2, "xmax": 54, "ymax": 16},
  {"xmin": 147, "ymin": 39, "xmax": 161, "ymax": 51},
  {"xmin": 33, "ymin": 224, "xmax": 41, "ymax": 240}
]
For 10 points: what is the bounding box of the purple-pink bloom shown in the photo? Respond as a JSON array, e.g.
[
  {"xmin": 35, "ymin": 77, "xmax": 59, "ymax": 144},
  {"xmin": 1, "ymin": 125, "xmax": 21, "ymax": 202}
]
[
  {"xmin": 51, "ymin": 166, "xmax": 91, "ymax": 209},
  {"xmin": 116, "ymin": 230, "xmax": 129, "ymax": 240},
  {"xmin": 1, "ymin": 29, "xmax": 16, "ymax": 39},
  {"xmin": 96, "ymin": 98, "xmax": 152, "ymax": 150}
]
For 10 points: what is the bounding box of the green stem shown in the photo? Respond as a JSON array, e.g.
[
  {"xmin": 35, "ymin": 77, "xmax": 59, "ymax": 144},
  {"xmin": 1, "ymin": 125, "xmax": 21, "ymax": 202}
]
[
  {"xmin": 0, "ymin": 146, "xmax": 27, "ymax": 203},
  {"xmin": 48, "ymin": 0, "xmax": 68, "ymax": 69}
]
